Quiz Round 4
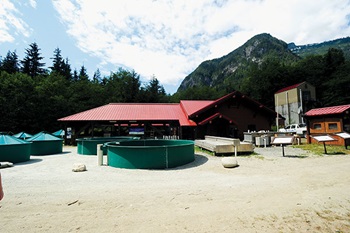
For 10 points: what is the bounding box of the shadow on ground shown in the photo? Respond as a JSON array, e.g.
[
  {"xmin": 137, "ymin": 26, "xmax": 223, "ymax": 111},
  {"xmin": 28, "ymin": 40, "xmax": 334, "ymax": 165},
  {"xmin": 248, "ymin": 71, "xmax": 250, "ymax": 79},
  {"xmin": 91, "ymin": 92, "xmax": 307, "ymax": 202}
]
[{"xmin": 170, "ymin": 154, "xmax": 209, "ymax": 170}]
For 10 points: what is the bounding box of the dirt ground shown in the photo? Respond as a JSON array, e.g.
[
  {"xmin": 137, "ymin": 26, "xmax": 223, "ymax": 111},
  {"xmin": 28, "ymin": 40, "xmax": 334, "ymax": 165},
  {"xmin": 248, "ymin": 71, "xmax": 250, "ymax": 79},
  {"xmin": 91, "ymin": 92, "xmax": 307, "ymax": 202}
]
[{"xmin": 1, "ymin": 145, "xmax": 350, "ymax": 233}]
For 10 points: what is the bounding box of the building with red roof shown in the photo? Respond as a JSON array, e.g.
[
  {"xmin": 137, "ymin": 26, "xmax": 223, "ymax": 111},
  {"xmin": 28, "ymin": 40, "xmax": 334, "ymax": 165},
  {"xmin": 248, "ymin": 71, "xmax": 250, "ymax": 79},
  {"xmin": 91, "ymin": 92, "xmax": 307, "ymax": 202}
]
[
  {"xmin": 58, "ymin": 91, "xmax": 278, "ymax": 144},
  {"xmin": 304, "ymin": 104, "xmax": 350, "ymax": 145},
  {"xmin": 274, "ymin": 81, "xmax": 316, "ymax": 126}
]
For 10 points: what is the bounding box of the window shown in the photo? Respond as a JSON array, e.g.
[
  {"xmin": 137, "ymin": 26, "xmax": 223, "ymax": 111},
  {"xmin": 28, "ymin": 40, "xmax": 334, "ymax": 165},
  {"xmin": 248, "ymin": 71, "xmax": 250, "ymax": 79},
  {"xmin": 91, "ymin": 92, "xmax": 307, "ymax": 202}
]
[
  {"xmin": 328, "ymin": 123, "xmax": 338, "ymax": 130},
  {"xmin": 313, "ymin": 123, "xmax": 322, "ymax": 130}
]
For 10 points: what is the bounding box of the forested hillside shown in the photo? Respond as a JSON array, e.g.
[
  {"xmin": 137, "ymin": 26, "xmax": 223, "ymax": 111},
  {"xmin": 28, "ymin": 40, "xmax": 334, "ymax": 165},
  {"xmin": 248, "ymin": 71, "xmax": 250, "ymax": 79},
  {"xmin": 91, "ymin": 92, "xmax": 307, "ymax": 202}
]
[
  {"xmin": 289, "ymin": 37, "xmax": 350, "ymax": 59},
  {"xmin": 0, "ymin": 43, "xmax": 169, "ymax": 133},
  {"xmin": 174, "ymin": 34, "xmax": 350, "ymax": 109}
]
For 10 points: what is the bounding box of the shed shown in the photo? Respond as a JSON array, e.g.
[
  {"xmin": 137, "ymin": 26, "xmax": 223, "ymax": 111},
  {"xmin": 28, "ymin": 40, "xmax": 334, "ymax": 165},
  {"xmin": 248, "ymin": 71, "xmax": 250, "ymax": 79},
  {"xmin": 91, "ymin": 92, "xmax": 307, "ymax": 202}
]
[{"xmin": 304, "ymin": 104, "xmax": 350, "ymax": 145}]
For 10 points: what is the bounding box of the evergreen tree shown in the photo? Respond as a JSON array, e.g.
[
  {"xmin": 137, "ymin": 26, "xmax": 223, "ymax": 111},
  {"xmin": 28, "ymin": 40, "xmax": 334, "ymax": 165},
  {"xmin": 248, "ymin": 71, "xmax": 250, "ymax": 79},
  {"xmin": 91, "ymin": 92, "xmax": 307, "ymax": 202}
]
[
  {"xmin": 1, "ymin": 50, "xmax": 20, "ymax": 74},
  {"xmin": 21, "ymin": 42, "xmax": 46, "ymax": 77},
  {"xmin": 93, "ymin": 69, "xmax": 102, "ymax": 83},
  {"xmin": 50, "ymin": 47, "xmax": 65, "ymax": 74},
  {"xmin": 50, "ymin": 48, "xmax": 72, "ymax": 80},
  {"xmin": 72, "ymin": 69, "xmax": 79, "ymax": 82},
  {"xmin": 323, "ymin": 48, "xmax": 345, "ymax": 76},
  {"xmin": 62, "ymin": 58, "xmax": 72, "ymax": 81},
  {"xmin": 143, "ymin": 76, "xmax": 168, "ymax": 102},
  {"xmin": 120, "ymin": 69, "xmax": 141, "ymax": 102},
  {"xmin": 78, "ymin": 65, "xmax": 89, "ymax": 81}
]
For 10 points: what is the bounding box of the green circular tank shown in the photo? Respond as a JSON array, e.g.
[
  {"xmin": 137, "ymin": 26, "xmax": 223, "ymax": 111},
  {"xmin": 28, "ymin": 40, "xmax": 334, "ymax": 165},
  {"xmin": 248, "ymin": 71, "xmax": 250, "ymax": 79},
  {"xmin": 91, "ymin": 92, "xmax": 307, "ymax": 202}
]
[
  {"xmin": 0, "ymin": 135, "xmax": 31, "ymax": 163},
  {"xmin": 106, "ymin": 139, "xmax": 195, "ymax": 169},
  {"xmin": 26, "ymin": 132, "xmax": 63, "ymax": 155},
  {"xmin": 76, "ymin": 137, "xmax": 139, "ymax": 155}
]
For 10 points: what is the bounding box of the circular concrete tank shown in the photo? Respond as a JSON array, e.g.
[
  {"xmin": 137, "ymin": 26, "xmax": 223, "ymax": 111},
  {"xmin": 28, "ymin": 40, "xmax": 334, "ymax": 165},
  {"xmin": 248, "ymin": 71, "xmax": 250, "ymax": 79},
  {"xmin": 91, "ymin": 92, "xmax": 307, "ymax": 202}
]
[
  {"xmin": 0, "ymin": 134, "xmax": 31, "ymax": 163},
  {"xmin": 106, "ymin": 139, "xmax": 195, "ymax": 169}
]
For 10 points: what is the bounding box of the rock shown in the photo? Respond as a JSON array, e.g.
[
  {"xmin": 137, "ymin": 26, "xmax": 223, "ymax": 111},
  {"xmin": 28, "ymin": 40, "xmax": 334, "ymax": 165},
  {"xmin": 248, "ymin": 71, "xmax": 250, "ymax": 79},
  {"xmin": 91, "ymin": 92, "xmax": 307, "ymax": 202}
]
[
  {"xmin": 221, "ymin": 157, "xmax": 239, "ymax": 168},
  {"xmin": 72, "ymin": 163, "xmax": 87, "ymax": 172},
  {"xmin": 0, "ymin": 162, "xmax": 14, "ymax": 168}
]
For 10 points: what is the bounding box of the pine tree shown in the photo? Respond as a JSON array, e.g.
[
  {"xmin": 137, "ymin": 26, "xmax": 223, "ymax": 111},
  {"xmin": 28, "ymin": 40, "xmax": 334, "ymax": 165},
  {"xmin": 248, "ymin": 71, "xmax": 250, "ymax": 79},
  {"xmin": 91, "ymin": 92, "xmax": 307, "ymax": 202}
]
[
  {"xmin": 1, "ymin": 50, "xmax": 20, "ymax": 73},
  {"xmin": 93, "ymin": 69, "xmax": 102, "ymax": 83},
  {"xmin": 62, "ymin": 58, "xmax": 72, "ymax": 81},
  {"xmin": 50, "ymin": 48, "xmax": 72, "ymax": 80},
  {"xmin": 21, "ymin": 42, "xmax": 46, "ymax": 77},
  {"xmin": 50, "ymin": 48, "xmax": 64, "ymax": 74},
  {"xmin": 72, "ymin": 69, "xmax": 79, "ymax": 81},
  {"xmin": 78, "ymin": 65, "xmax": 89, "ymax": 81}
]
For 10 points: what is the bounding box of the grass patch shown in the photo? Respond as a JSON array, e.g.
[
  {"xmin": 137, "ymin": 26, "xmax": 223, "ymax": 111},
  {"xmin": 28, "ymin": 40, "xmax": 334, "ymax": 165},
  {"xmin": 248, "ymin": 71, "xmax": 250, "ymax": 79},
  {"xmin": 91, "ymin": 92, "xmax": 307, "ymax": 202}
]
[
  {"xmin": 240, "ymin": 152, "xmax": 265, "ymax": 160},
  {"xmin": 195, "ymin": 146, "xmax": 215, "ymax": 156},
  {"xmin": 293, "ymin": 143, "xmax": 350, "ymax": 156}
]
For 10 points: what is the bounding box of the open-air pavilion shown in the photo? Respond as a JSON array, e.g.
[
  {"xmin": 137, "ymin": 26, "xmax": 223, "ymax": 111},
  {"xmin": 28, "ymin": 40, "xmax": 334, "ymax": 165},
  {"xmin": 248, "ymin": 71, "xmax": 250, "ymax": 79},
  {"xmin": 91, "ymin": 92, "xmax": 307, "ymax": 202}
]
[{"xmin": 58, "ymin": 91, "xmax": 278, "ymax": 145}]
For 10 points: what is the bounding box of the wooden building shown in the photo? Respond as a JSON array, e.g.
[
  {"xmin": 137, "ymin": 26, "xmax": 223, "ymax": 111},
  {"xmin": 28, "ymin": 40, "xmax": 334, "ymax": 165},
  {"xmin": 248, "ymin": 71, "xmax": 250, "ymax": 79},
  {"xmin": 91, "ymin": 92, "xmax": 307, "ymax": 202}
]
[
  {"xmin": 304, "ymin": 104, "xmax": 350, "ymax": 145},
  {"xmin": 58, "ymin": 91, "xmax": 278, "ymax": 144}
]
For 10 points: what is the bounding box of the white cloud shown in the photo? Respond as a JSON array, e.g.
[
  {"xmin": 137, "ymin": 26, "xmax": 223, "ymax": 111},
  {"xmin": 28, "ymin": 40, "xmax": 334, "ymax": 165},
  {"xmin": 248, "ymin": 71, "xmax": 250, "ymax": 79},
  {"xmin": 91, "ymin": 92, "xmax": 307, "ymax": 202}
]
[
  {"xmin": 52, "ymin": 0, "xmax": 350, "ymax": 91},
  {"xmin": 0, "ymin": 0, "xmax": 32, "ymax": 43},
  {"xmin": 29, "ymin": 0, "xmax": 37, "ymax": 8}
]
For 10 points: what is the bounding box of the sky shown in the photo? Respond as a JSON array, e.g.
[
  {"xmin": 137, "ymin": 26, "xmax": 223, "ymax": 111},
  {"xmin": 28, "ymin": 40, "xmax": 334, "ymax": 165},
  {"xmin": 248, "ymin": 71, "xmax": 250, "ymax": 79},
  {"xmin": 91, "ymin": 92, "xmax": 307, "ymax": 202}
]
[{"xmin": 1, "ymin": 0, "xmax": 350, "ymax": 94}]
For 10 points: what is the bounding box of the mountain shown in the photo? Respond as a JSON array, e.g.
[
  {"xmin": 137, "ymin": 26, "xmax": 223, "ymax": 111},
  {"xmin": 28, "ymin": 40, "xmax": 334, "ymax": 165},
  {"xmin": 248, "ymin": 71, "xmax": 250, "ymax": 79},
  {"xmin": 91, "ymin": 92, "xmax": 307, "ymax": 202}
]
[
  {"xmin": 177, "ymin": 33, "xmax": 300, "ymax": 92},
  {"xmin": 177, "ymin": 34, "xmax": 350, "ymax": 93},
  {"xmin": 288, "ymin": 37, "xmax": 350, "ymax": 59}
]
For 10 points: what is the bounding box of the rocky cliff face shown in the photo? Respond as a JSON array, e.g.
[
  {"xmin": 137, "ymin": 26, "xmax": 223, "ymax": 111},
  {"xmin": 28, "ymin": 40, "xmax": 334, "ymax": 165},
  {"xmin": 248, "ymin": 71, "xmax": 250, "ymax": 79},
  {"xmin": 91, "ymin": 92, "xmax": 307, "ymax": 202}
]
[{"xmin": 177, "ymin": 33, "xmax": 299, "ymax": 92}]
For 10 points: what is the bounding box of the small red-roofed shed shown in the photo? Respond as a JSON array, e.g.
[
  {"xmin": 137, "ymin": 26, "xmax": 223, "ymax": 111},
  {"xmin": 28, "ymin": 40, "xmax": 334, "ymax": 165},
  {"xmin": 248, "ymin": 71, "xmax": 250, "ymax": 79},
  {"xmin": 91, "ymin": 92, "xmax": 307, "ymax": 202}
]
[{"xmin": 304, "ymin": 104, "xmax": 350, "ymax": 145}]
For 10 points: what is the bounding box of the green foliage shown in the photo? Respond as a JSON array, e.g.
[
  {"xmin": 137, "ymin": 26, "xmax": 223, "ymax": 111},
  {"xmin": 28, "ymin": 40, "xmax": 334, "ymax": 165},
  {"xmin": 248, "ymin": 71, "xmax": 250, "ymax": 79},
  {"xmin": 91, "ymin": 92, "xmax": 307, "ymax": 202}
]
[
  {"xmin": 171, "ymin": 85, "xmax": 224, "ymax": 102},
  {"xmin": 21, "ymin": 42, "xmax": 46, "ymax": 77},
  {"xmin": 290, "ymin": 37, "xmax": 350, "ymax": 60},
  {"xmin": 293, "ymin": 143, "xmax": 350, "ymax": 156},
  {"xmin": 0, "ymin": 61, "xmax": 170, "ymax": 133},
  {"xmin": 140, "ymin": 76, "xmax": 169, "ymax": 103},
  {"xmin": 1, "ymin": 51, "xmax": 19, "ymax": 73},
  {"xmin": 1, "ymin": 35, "xmax": 350, "ymax": 134}
]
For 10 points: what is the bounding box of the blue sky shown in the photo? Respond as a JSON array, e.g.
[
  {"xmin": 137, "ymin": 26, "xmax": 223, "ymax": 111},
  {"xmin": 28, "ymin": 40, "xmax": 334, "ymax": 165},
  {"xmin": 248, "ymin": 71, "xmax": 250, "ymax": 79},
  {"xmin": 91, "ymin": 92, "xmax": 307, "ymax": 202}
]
[{"xmin": 1, "ymin": 0, "xmax": 350, "ymax": 94}]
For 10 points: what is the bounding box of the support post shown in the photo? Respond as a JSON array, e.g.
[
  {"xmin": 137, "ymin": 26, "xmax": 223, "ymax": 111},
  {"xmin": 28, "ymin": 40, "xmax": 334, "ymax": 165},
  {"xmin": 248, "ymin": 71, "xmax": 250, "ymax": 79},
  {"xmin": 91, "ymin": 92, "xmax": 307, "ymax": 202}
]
[{"xmin": 97, "ymin": 144, "xmax": 103, "ymax": 166}]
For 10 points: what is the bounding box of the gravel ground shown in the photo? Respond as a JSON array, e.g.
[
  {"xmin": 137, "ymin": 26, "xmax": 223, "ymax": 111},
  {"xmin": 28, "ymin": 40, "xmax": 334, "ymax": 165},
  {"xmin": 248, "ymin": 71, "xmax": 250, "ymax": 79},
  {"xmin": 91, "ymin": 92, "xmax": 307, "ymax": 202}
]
[{"xmin": 1, "ymin": 145, "xmax": 350, "ymax": 233}]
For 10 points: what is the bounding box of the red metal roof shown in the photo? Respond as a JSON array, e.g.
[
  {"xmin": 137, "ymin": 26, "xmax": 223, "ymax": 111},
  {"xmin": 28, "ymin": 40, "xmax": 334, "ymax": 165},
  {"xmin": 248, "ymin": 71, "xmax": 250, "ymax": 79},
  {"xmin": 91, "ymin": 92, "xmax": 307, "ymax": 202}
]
[
  {"xmin": 188, "ymin": 91, "xmax": 276, "ymax": 117},
  {"xmin": 58, "ymin": 103, "xmax": 196, "ymax": 126},
  {"xmin": 275, "ymin": 82, "xmax": 305, "ymax": 94},
  {"xmin": 304, "ymin": 104, "xmax": 350, "ymax": 117},
  {"xmin": 180, "ymin": 100, "xmax": 213, "ymax": 116}
]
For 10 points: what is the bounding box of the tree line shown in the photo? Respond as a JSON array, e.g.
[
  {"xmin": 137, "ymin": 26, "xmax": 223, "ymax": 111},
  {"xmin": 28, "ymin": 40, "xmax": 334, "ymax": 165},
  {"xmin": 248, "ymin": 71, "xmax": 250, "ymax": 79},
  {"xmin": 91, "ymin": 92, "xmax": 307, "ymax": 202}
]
[
  {"xmin": 0, "ymin": 43, "xmax": 170, "ymax": 134},
  {"xmin": 1, "ymin": 42, "xmax": 349, "ymax": 134}
]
